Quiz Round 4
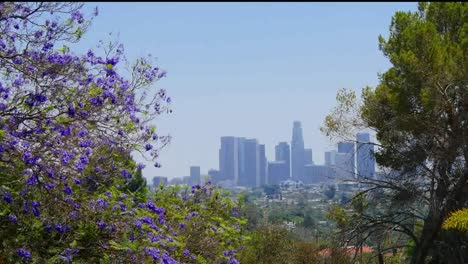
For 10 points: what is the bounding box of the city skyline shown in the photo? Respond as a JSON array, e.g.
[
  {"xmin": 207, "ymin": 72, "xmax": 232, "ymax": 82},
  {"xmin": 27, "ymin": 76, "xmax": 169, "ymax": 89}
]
[
  {"xmin": 74, "ymin": 2, "xmax": 418, "ymax": 180},
  {"xmin": 165, "ymin": 125, "xmax": 375, "ymax": 187}
]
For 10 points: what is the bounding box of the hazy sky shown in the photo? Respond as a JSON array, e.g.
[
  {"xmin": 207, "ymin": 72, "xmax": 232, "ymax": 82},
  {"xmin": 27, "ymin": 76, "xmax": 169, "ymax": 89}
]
[{"xmin": 76, "ymin": 2, "xmax": 418, "ymax": 181}]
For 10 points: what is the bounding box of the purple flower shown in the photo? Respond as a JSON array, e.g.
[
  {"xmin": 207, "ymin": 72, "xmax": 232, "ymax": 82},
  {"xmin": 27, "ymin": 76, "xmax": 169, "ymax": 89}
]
[
  {"xmin": 61, "ymin": 151, "xmax": 74, "ymax": 165},
  {"xmin": 96, "ymin": 220, "xmax": 106, "ymax": 229},
  {"xmin": 79, "ymin": 140, "xmax": 93, "ymax": 148},
  {"xmin": 13, "ymin": 57, "xmax": 23, "ymax": 64},
  {"xmin": 55, "ymin": 223, "xmax": 65, "ymax": 234},
  {"xmin": 69, "ymin": 211, "xmax": 78, "ymax": 218},
  {"xmin": 134, "ymin": 220, "xmax": 142, "ymax": 229},
  {"xmin": 75, "ymin": 161, "xmax": 85, "ymax": 171},
  {"xmin": 79, "ymin": 154, "xmax": 89, "ymax": 165},
  {"xmin": 2, "ymin": 192, "xmax": 13, "ymax": 204},
  {"xmin": 120, "ymin": 169, "xmax": 131, "ymax": 179},
  {"xmin": 78, "ymin": 128, "xmax": 87, "ymax": 137},
  {"xmin": 73, "ymin": 178, "xmax": 81, "ymax": 184},
  {"xmin": 145, "ymin": 247, "xmax": 161, "ymax": 260},
  {"xmin": 137, "ymin": 163, "xmax": 146, "ymax": 170},
  {"xmin": 140, "ymin": 216, "xmax": 153, "ymax": 225},
  {"xmin": 63, "ymin": 184, "xmax": 73, "ymax": 195},
  {"xmin": 25, "ymin": 175, "xmax": 38, "ymax": 186},
  {"xmin": 9, "ymin": 213, "xmax": 17, "ymax": 223},
  {"xmin": 183, "ymin": 249, "xmax": 190, "ymax": 256},
  {"xmin": 96, "ymin": 198, "xmax": 108, "ymax": 209},
  {"xmin": 145, "ymin": 144, "xmax": 153, "ymax": 151},
  {"xmin": 68, "ymin": 104, "xmax": 76, "ymax": 117},
  {"xmin": 105, "ymin": 191, "xmax": 112, "ymax": 197},
  {"xmin": 17, "ymin": 249, "xmax": 31, "ymax": 259}
]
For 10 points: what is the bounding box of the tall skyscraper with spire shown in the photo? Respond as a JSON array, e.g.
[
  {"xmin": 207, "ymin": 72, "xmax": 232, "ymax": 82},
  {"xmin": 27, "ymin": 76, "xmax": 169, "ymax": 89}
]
[{"xmin": 291, "ymin": 121, "xmax": 305, "ymax": 181}]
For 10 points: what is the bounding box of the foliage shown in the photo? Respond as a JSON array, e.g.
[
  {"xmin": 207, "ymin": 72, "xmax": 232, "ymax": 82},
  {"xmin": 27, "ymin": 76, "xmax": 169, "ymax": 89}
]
[
  {"xmin": 442, "ymin": 208, "xmax": 468, "ymax": 233},
  {"xmin": 322, "ymin": 2, "xmax": 467, "ymax": 263},
  {"xmin": 147, "ymin": 183, "xmax": 247, "ymax": 264},
  {"xmin": 0, "ymin": 2, "xmax": 246, "ymax": 263},
  {"xmin": 237, "ymin": 224, "xmax": 296, "ymax": 264}
]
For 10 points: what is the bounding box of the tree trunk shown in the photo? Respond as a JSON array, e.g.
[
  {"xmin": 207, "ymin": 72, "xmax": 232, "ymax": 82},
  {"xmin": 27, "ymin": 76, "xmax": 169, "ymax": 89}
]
[
  {"xmin": 410, "ymin": 206, "xmax": 443, "ymax": 264},
  {"xmin": 377, "ymin": 242, "xmax": 384, "ymax": 264}
]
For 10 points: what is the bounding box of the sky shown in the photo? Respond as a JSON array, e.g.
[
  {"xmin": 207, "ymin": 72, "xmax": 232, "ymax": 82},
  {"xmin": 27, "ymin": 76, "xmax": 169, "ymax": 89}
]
[{"xmin": 75, "ymin": 2, "xmax": 418, "ymax": 181}]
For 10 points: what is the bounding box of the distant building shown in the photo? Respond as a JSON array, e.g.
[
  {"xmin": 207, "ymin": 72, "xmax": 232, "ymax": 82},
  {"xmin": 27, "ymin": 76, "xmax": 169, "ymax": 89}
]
[
  {"xmin": 208, "ymin": 169, "xmax": 221, "ymax": 183},
  {"xmin": 190, "ymin": 166, "xmax": 201, "ymax": 185},
  {"xmin": 291, "ymin": 121, "xmax": 305, "ymax": 181},
  {"xmin": 304, "ymin": 148, "xmax": 313, "ymax": 164},
  {"xmin": 219, "ymin": 137, "xmax": 239, "ymax": 182},
  {"xmin": 275, "ymin": 142, "xmax": 290, "ymax": 178},
  {"xmin": 335, "ymin": 152, "xmax": 354, "ymax": 180},
  {"xmin": 356, "ymin": 132, "xmax": 375, "ymax": 180},
  {"xmin": 168, "ymin": 177, "xmax": 182, "ymax": 185},
  {"xmin": 241, "ymin": 139, "xmax": 260, "ymax": 187},
  {"xmin": 237, "ymin": 137, "xmax": 246, "ymax": 186},
  {"xmin": 259, "ymin": 144, "xmax": 267, "ymax": 186},
  {"xmin": 304, "ymin": 164, "xmax": 334, "ymax": 184},
  {"xmin": 268, "ymin": 161, "xmax": 289, "ymax": 185},
  {"xmin": 324, "ymin": 150, "xmax": 337, "ymax": 166},
  {"xmin": 152, "ymin": 176, "xmax": 168, "ymax": 187},
  {"xmin": 337, "ymin": 141, "xmax": 355, "ymax": 178}
]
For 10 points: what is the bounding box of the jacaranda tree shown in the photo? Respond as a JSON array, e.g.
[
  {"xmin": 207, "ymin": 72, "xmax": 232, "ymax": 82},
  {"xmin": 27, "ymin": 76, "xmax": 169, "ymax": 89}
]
[{"xmin": 0, "ymin": 2, "xmax": 244, "ymax": 263}]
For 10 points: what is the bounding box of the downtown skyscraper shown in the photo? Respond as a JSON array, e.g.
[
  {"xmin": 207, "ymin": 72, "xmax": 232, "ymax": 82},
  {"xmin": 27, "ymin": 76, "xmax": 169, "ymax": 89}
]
[
  {"xmin": 356, "ymin": 132, "xmax": 375, "ymax": 179},
  {"xmin": 219, "ymin": 137, "xmax": 239, "ymax": 183},
  {"xmin": 275, "ymin": 142, "xmax": 290, "ymax": 178},
  {"xmin": 337, "ymin": 141, "xmax": 355, "ymax": 179},
  {"xmin": 291, "ymin": 121, "xmax": 305, "ymax": 181}
]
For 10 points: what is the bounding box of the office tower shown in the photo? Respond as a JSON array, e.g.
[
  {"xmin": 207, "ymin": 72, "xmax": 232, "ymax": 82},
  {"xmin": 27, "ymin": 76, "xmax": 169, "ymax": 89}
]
[
  {"xmin": 356, "ymin": 132, "xmax": 375, "ymax": 179},
  {"xmin": 152, "ymin": 176, "xmax": 168, "ymax": 187},
  {"xmin": 335, "ymin": 152, "xmax": 354, "ymax": 180},
  {"xmin": 237, "ymin": 137, "xmax": 246, "ymax": 186},
  {"xmin": 304, "ymin": 164, "xmax": 334, "ymax": 184},
  {"xmin": 241, "ymin": 139, "xmax": 260, "ymax": 187},
  {"xmin": 337, "ymin": 141, "xmax": 355, "ymax": 178},
  {"xmin": 267, "ymin": 161, "xmax": 289, "ymax": 185},
  {"xmin": 208, "ymin": 169, "xmax": 221, "ymax": 183},
  {"xmin": 304, "ymin": 148, "xmax": 313, "ymax": 164},
  {"xmin": 190, "ymin": 166, "xmax": 201, "ymax": 185},
  {"xmin": 259, "ymin": 144, "xmax": 267, "ymax": 186},
  {"xmin": 219, "ymin": 137, "xmax": 239, "ymax": 183},
  {"xmin": 275, "ymin": 142, "xmax": 290, "ymax": 178},
  {"xmin": 325, "ymin": 150, "xmax": 337, "ymax": 166},
  {"xmin": 291, "ymin": 121, "xmax": 305, "ymax": 181}
]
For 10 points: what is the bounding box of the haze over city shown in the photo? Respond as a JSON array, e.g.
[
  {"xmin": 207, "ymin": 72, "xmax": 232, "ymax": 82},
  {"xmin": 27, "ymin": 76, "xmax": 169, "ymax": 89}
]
[
  {"xmin": 71, "ymin": 3, "xmax": 417, "ymax": 182},
  {"xmin": 74, "ymin": 2, "xmax": 419, "ymax": 180}
]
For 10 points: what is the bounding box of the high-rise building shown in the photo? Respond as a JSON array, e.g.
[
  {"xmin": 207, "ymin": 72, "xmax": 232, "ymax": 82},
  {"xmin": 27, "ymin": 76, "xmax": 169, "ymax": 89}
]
[
  {"xmin": 335, "ymin": 152, "xmax": 354, "ymax": 180},
  {"xmin": 356, "ymin": 132, "xmax": 375, "ymax": 179},
  {"xmin": 325, "ymin": 150, "xmax": 337, "ymax": 166},
  {"xmin": 152, "ymin": 176, "xmax": 168, "ymax": 187},
  {"xmin": 190, "ymin": 166, "xmax": 201, "ymax": 185},
  {"xmin": 241, "ymin": 139, "xmax": 260, "ymax": 187},
  {"xmin": 259, "ymin": 144, "xmax": 267, "ymax": 186},
  {"xmin": 304, "ymin": 164, "xmax": 334, "ymax": 184},
  {"xmin": 208, "ymin": 169, "xmax": 220, "ymax": 183},
  {"xmin": 337, "ymin": 141, "xmax": 355, "ymax": 178},
  {"xmin": 275, "ymin": 142, "xmax": 290, "ymax": 178},
  {"xmin": 304, "ymin": 148, "xmax": 313, "ymax": 164},
  {"xmin": 267, "ymin": 161, "xmax": 289, "ymax": 185},
  {"xmin": 291, "ymin": 121, "xmax": 305, "ymax": 181},
  {"xmin": 237, "ymin": 137, "xmax": 246, "ymax": 185},
  {"xmin": 219, "ymin": 137, "xmax": 239, "ymax": 183}
]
